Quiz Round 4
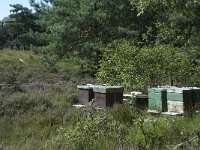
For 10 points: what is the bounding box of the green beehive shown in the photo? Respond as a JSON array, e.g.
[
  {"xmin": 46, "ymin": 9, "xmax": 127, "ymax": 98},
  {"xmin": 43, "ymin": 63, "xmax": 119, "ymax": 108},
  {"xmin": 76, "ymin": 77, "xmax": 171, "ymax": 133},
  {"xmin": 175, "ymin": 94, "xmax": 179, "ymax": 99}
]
[
  {"xmin": 167, "ymin": 88, "xmax": 193, "ymax": 113},
  {"xmin": 148, "ymin": 88, "xmax": 167, "ymax": 112}
]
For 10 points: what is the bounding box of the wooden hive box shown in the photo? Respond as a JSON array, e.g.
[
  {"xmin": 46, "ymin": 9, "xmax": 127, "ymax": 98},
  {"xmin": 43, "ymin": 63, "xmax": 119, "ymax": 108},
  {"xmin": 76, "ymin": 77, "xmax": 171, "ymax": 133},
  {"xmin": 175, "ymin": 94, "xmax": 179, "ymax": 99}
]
[
  {"xmin": 93, "ymin": 86, "xmax": 124, "ymax": 108},
  {"xmin": 77, "ymin": 85, "xmax": 94, "ymax": 105}
]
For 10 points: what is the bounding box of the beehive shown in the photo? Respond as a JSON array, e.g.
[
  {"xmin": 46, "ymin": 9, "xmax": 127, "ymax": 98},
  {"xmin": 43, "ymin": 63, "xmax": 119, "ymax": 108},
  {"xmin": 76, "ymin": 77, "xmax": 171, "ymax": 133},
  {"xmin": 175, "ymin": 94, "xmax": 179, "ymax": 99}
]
[
  {"xmin": 167, "ymin": 88, "xmax": 194, "ymax": 113},
  {"xmin": 192, "ymin": 88, "xmax": 200, "ymax": 110},
  {"xmin": 93, "ymin": 86, "xmax": 124, "ymax": 108},
  {"xmin": 77, "ymin": 85, "xmax": 94, "ymax": 105},
  {"xmin": 135, "ymin": 94, "xmax": 148, "ymax": 108},
  {"xmin": 148, "ymin": 88, "xmax": 167, "ymax": 112}
]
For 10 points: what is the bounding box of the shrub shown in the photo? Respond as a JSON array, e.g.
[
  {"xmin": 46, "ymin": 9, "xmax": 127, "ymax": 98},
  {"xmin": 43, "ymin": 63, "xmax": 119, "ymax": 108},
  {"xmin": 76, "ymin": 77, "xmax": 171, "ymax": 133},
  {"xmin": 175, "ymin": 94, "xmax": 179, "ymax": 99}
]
[
  {"xmin": 55, "ymin": 108, "xmax": 130, "ymax": 150},
  {"xmin": 0, "ymin": 91, "xmax": 53, "ymax": 116},
  {"xmin": 97, "ymin": 40, "xmax": 193, "ymax": 92},
  {"xmin": 0, "ymin": 67, "xmax": 20, "ymax": 84},
  {"xmin": 41, "ymin": 54, "xmax": 59, "ymax": 72},
  {"xmin": 108, "ymin": 104, "xmax": 139, "ymax": 124},
  {"xmin": 97, "ymin": 40, "xmax": 139, "ymax": 91}
]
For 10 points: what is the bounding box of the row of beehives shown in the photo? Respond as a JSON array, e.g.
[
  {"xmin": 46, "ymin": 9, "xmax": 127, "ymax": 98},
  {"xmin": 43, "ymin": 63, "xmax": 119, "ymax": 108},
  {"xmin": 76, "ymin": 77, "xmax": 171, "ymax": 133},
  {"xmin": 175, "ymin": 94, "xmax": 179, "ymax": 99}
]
[
  {"xmin": 77, "ymin": 84, "xmax": 124, "ymax": 108},
  {"xmin": 77, "ymin": 84, "xmax": 200, "ymax": 114},
  {"xmin": 148, "ymin": 86, "xmax": 200, "ymax": 114}
]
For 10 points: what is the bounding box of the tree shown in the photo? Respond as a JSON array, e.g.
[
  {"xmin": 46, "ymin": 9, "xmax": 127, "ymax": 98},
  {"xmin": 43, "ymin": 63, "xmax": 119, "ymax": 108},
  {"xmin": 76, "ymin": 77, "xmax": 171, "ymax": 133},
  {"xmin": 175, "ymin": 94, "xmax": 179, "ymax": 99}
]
[
  {"xmin": 129, "ymin": 0, "xmax": 200, "ymax": 87},
  {"xmin": 30, "ymin": 0, "xmax": 53, "ymax": 13},
  {"xmin": 97, "ymin": 40, "xmax": 192, "ymax": 92},
  {"xmin": 0, "ymin": 18, "xmax": 17, "ymax": 49},
  {"xmin": 6, "ymin": 4, "xmax": 42, "ymax": 49},
  {"xmin": 130, "ymin": 0, "xmax": 200, "ymax": 46},
  {"xmin": 0, "ymin": 22, "xmax": 3, "ymax": 49},
  {"xmin": 36, "ymin": 0, "xmax": 139, "ymax": 71}
]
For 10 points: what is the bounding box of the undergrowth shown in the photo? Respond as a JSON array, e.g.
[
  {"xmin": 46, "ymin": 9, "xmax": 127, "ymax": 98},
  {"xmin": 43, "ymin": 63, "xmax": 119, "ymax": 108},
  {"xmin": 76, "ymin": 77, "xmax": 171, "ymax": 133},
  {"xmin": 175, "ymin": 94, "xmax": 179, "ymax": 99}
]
[
  {"xmin": 0, "ymin": 50, "xmax": 200, "ymax": 150},
  {"xmin": 54, "ymin": 106, "xmax": 200, "ymax": 150}
]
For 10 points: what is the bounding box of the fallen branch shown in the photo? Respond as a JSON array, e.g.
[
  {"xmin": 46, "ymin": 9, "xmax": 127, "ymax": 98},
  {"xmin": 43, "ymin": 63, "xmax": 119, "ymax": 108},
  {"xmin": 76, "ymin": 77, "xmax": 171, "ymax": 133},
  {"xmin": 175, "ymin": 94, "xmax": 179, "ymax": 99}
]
[{"xmin": 173, "ymin": 136, "xmax": 198, "ymax": 150}]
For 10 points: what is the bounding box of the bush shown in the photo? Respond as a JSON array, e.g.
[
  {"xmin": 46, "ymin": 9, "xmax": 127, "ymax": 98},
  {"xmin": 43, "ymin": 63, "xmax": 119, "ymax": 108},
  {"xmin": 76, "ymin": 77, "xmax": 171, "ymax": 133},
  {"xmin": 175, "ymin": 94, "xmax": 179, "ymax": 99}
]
[
  {"xmin": 108, "ymin": 104, "xmax": 139, "ymax": 124},
  {"xmin": 97, "ymin": 40, "xmax": 139, "ymax": 91},
  {"xmin": 41, "ymin": 54, "xmax": 59, "ymax": 72},
  {"xmin": 97, "ymin": 40, "xmax": 193, "ymax": 92},
  {"xmin": 53, "ymin": 105, "xmax": 200, "ymax": 150},
  {"xmin": 55, "ymin": 108, "xmax": 130, "ymax": 150},
  {"xmin": 0, "ymin": 67, "xmax": 20, "ymax": 84}
]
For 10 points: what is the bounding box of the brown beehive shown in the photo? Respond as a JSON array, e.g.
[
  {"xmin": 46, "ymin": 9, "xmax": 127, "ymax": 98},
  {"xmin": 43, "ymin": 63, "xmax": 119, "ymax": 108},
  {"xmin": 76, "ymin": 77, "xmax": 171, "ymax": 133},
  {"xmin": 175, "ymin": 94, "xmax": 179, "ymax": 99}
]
[
  {"xmin": 93, "ymin": 86, "xmax": 124, "ymax": 108},
  {"xmin": 77, "ymin": 85, "xmax": 94, "ymax": 105}
]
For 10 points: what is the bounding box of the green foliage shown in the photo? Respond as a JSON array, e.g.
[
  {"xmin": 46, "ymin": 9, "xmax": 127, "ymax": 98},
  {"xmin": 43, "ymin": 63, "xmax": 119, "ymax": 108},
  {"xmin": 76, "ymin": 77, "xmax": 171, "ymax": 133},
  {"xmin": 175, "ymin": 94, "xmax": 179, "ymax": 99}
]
[
  {"xmin": 97, "ymin": 41, "xmax": 193, "ymax": 92},
  {"xmin": 54, "ymin": 105, "xmax": 200, "ymax": 150},
  {"xmin": 0, "ymin": 50, "xmax": 41, "ymax": 68},
  {"xmin": 1, "ymin": 0, "xmax": 200, "ymax": 148},
  {"xmin": 0, "ymin": 51, "xmax": 97, "ymax": 149},
  {"xmin": 7, "ymin": 4, "xmax": 38, "ymax": 49},
  {"xmin": 41, "ymin": 54, "xmax": 59, "ymax": 71},
  {"xmin": 0, "ymin": 51, "xmax": 200, "ymax": 149},
  {"xmin": 109, "ymin": 104, "xmax": 139, "ymax": 124},
  {"xmin": 1, "ymin": 0, "xmax": 200, "ymax": 79},
  {"xmin": 97, "ymin": 40, "xmax": 139, "ymax": 91},
  {"xmin": 1, "ymin": 4, "xmax": 46, "ymax": 50},
  {"xmin": 135, "ymin": 45, "xmax": 191, "ymax": 87},
  {"xmin": 33, "ymin": 0, "xmax": 139, "ymax": 76},
  {"xmin": 56, "ymin": 108, "xmax": 130, "ymax": 150}
]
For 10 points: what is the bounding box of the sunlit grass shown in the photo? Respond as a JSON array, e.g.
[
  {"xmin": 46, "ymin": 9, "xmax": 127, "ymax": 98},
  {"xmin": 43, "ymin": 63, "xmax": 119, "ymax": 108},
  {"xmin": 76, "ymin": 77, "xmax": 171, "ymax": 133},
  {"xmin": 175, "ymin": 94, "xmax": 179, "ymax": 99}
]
[{"xmin": 0, "ymin": 50, "xmax": 41, "ymax": 68}]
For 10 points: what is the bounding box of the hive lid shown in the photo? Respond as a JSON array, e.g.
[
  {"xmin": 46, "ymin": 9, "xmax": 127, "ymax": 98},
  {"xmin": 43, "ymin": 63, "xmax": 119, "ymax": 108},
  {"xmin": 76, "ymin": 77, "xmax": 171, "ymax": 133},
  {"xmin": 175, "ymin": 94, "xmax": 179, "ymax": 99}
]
[
  {"xmin": 123, "ymin": 94, "xmax": 133, "ymax": 97},
  {"xmin": 77, "ymin": 84, "xmax": 94, "ymax": 89},
  {"xmin": 93, "ymin": 86, "xmax": 124, "ymax": 93},
  {"xmin": 167, "ymin": 87, "xmax": 194, "ymax": 93},
  {"xmin": 148, "ymin": 86, "xmax": 175, "ymax": 92},
  {"xmin": 189, "ymin": 87, "xmax": 200, "ymax": 89},
  {"xmin": 148, "ymin": 88, "xmax": 167, "ymax": 92},
  {"xmin": 149, "ymin": 86, "xmax": 200, "ymax": 93}
]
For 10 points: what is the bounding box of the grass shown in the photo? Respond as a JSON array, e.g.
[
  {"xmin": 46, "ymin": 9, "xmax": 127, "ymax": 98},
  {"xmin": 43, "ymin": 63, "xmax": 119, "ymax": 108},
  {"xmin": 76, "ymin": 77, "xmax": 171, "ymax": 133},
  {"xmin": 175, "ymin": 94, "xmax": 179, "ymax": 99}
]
[
  {"xmin": 0, "ymin": 50, "xmax": 41, "ymax": 68},
  {"xmin": 0, "ymin": 50, "xmax": 200, "ymax": 149},
  {"xmin": 0, "ymin": 49, "xmax": 95, "ymax": 149}
]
